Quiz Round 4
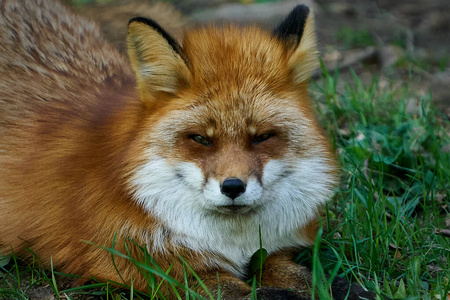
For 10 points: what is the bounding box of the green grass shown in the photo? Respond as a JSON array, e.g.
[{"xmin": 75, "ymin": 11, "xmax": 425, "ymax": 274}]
[
  {"xmin": 310, "ymin": 64, "xmax": 450, "ymax": 299},
  {"xmin": 1, "ymin": 67, "xmax": 449, "ymax": 299},
  {"xmin": 335, "ymin": 26, "xmax": 375, "ymax": 49}
]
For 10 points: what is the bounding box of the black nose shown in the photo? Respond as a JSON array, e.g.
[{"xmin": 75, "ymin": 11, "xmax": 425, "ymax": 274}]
[{"xmin": 220, "ymin": 178, "xmax": 246, "ymax": 200}]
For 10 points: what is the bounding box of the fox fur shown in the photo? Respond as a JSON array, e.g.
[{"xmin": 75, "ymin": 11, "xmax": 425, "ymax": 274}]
[
  {"xmin": 77, "ymin": 1, "xmax": 187, "ymax": 54},
  {"xmin": 0, "ymin": 0, "xmax": 374, "ymax": 299}
]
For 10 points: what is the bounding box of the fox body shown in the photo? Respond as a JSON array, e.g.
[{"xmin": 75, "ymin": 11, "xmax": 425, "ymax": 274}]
[{"xmin": 0, "ymin": 1, "xmax": 374, "ymax": 299}]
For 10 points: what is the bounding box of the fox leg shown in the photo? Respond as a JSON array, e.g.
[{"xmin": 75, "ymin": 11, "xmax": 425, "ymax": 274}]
[
  {"xmin": 260, "ymin": 251, "xmax": 376, "ymax": 300},
  {"xmin": 196, "ymin": 271, "xmax": 252, "ymax": 299},
  {"xmin": 261, "ymin": 251, "xmax": 313, "ymax": 298},
  {"xmin": 197, "ymin": 271, "xmax": 304, "ymax": 300}
]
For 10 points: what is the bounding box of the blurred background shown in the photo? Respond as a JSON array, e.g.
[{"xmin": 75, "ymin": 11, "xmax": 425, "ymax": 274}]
[{"xmin": 67, "ymin": 0, "xmax": 450, "ymax": 117}]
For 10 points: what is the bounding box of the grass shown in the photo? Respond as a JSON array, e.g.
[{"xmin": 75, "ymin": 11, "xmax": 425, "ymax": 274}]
[
  {"xmin": 310, "ymin": 64, "xmax": 450, "ymax": 299},
  {"xmin": 335, "ymin": 26, "xmax": 375, "ymax": 49},
  {"xmin": 1, "ymin": 66, "xmax": 449, "ymax": 299}
]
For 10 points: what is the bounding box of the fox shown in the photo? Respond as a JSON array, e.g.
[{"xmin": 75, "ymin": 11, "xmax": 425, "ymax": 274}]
[{"xmin": 0, "ymin": 0, "xmax": 375, "ymax": 299}]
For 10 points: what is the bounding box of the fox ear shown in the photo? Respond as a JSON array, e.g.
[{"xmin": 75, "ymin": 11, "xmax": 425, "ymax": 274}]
[
  {"xmin": 127, "ymin": 17, "xmax": 191, "ymax": 102},
  {"xmin": 274, "ymin": 5, "xmax": 318, "ymax": 84}
]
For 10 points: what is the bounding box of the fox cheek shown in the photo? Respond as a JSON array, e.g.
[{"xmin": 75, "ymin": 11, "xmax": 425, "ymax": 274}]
[
  {"xmin": 261, "ymin": 159, "xmax": 289, "ymax": 187},
  {"xmin": 173, "ymin": 162, "xmax": 205, "ymax": 191}
]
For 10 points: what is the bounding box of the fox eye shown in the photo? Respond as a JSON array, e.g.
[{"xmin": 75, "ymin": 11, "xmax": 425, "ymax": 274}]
[
  {"xmin": 190, "ymin": 135, "xmax": 212, "ymax": 147},
  {"xmin": 252, "ymin": 133, "xmax": 273, "ymax": 145}
]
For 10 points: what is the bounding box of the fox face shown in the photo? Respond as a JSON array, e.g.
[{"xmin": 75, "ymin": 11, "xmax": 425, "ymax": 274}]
[{"xmin": 127, "ymin": 8, "xmax": 338, "ymax": 274}]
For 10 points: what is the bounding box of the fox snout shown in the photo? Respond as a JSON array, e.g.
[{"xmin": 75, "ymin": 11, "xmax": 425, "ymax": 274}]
[
  {"xmin": 218, "ymin": 177, "xmax": 256, "ymax": 214},
  {"xmin": 220, "ymin": 177, "xmax": 246, "ymax": 200},
  {"xmin": 202, "ymin": 173, "xmax": 263, "ymax": 215}
]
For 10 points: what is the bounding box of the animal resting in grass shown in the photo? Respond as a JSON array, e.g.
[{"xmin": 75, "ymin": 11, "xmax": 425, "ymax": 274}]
[{"xmin": 0, "ymin": 0, "xmax": 375, "ymax": 299}]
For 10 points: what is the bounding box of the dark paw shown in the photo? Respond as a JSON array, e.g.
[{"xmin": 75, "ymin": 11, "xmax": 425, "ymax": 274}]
[
  {"xmin": 331, "ymin": 277, "xmax": 376, "ymax": 300},
  {"xmin": 256, "ymin": 287, "xmax": 308, "ymax": 300}
]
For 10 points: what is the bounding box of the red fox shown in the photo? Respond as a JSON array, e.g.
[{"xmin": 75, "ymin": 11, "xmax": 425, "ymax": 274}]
[{"xmin": 0, "ymin": 0, "xmax": 374, "ymax": 299}]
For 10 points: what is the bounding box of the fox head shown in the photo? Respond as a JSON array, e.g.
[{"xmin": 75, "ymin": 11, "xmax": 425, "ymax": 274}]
[{"xmin": 126, "ymin": 6, "xmax": 337, "ymax": 257}]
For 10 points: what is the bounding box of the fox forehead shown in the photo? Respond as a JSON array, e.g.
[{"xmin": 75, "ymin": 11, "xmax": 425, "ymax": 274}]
[{"xmin": 182, "ymin": 26, "xmax": 291, "ymax": 90}]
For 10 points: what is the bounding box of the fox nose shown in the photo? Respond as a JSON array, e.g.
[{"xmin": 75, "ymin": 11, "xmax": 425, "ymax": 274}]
[{"xmin": 220, "ymin": 178, "xmax": 246, "ymax": 200}]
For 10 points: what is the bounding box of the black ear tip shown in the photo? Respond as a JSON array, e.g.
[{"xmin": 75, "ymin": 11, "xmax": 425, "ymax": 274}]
[
  {"xmin": 127, "ymin": 16, "xmax": 182, "ymax": 55},
  {"xmin": 273, "ymin": 5, "xmax": 311, "ymax": 42},
  {"xmin": 128, "ymin": 17, "xmax": 161, "ymax": 30},
  {"xmin": 290, "ymin": 4, "xmax": 310, "ymax": 18},
  {"xmin": 129, "ymin": 16, "xmax": 144, "ymax": 26}
]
